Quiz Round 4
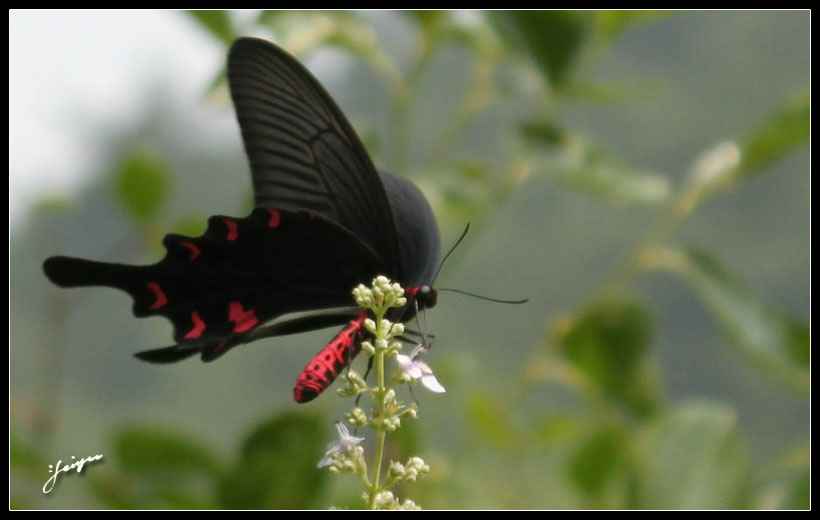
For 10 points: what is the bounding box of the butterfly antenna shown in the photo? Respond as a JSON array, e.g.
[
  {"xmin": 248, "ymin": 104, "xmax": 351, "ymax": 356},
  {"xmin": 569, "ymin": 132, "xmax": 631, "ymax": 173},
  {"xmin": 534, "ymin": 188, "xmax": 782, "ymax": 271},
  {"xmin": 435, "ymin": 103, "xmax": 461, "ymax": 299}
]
[
  {"xmin": 432, "ymin": 223, "xmax": 471, "ymax": 285},
  {"xmin": 431, "ymin": 223, "xmax": 528, "ymax": 304},
  {"xmin": 437, "ymin": 287, "xmax": 529, "ymax": 305}
]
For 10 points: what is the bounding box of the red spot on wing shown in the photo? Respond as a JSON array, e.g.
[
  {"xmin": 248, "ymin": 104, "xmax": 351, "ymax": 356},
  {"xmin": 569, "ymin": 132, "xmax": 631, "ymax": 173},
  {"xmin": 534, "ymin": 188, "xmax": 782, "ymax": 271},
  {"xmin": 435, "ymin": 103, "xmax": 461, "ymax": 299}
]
[
  {"xmin": 223, "ymin": 219, "xmax": 239, "ymax": 241},
  {"xmin": 229, "ymin": 301, "xmax": 259, "ymax": 333},
  {"xmin": 184, "ymin": 311, "xmax": 206, "ymax": 339},
  {"xmin": 266, "ymin": 209, "xmax": 281, "ymax": 228},
  {"xmin": 180, "ymin": 241, "xmax": 201, "ymax": 260},
  {"xmin": 147, "ymin": 282, "xmax": 168, "ymax": 309},
  {"xmin": 406, "ymin": 286, "xmax": 420, "ymax": 296}
]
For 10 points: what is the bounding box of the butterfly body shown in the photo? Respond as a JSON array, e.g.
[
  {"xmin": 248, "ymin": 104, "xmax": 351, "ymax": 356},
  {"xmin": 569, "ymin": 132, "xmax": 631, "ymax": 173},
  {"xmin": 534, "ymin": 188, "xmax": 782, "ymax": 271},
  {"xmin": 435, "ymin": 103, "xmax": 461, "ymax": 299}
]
[{"xmin": 43, "ymin": 37, "xmax": 441, "ymax": 402}]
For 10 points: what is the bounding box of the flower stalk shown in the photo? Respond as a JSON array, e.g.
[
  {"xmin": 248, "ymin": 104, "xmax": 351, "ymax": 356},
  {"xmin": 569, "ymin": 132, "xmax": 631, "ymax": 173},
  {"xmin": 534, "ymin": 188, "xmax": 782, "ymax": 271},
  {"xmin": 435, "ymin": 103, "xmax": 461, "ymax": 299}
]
[{"xmin": 319, "ymin": 276, "xmax": 443, "ymax": 510}]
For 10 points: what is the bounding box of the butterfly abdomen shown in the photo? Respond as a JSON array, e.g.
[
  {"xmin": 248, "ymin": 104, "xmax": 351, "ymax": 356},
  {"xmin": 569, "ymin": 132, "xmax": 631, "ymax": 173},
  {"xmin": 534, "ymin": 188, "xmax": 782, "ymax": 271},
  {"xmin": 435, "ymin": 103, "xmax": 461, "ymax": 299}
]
[{"xmin": 293, "ymin": 310, "xmax": 368, "ymax": 403}]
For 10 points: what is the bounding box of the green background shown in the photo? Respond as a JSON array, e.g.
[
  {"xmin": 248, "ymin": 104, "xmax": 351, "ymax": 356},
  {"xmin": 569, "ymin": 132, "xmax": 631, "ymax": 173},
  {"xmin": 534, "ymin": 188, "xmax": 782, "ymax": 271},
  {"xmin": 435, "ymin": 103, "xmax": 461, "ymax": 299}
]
[{"xmin": 11, "ymin": 11, "xmax": 809, "ymax": 509}]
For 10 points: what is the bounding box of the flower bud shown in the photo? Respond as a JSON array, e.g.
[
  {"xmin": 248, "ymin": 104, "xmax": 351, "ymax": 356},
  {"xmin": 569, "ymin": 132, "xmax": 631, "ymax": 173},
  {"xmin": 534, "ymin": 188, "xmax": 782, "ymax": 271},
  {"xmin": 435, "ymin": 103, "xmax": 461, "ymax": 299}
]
[
  {"xmin": 364, "ymin": 318, "xmax": 376, "ymax": 333},
  {"xmin": 389, "ymin": 323, "xmax": 405, "ymax": 337},
  {"xmin": 387, "ymin": 461, "xmax": 406, "ymax": 481},
  {"xmin": 384, "ymin": 415, "xmax": 401, "ymax": 432},
  {"xmin": 346, "ymin": 407, "xmax": 367, "ymax": 427}
]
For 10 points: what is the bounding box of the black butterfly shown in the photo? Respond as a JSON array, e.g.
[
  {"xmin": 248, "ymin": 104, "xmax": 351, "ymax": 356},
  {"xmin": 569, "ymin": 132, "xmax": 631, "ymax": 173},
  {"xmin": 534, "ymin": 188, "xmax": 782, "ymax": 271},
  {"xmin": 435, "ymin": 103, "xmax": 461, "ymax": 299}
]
[{"xmin": 43, "ymin": 37, "xmax": 441, "ymax": 403}]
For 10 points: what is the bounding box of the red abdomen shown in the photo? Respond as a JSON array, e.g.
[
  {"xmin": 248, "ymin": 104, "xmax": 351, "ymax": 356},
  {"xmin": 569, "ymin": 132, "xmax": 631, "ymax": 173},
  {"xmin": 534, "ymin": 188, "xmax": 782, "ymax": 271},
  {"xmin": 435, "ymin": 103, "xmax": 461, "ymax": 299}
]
[{"xmin": 293, "ymin": 310, "xmax": 368, "ymax": 403}]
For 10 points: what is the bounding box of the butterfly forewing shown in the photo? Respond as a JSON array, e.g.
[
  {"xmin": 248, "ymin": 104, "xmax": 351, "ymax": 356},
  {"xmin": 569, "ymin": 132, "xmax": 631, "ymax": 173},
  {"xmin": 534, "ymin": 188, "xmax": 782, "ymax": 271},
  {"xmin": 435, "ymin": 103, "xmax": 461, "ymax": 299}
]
[{"xmin": 228, "ymin": 37, "xmax": 402, "ymax": 279}]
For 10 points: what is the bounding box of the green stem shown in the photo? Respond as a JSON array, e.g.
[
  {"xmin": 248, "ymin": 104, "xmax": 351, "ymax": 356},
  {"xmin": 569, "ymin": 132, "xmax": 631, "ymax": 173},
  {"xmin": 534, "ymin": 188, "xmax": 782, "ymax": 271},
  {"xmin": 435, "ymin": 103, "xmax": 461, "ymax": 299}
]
[
  {"xmin": 590, "ymin": 181, "xmax": 703, "ymax": 304},
  {"xmin": 368, "ymin": 306, "xmax": 388, "ymax": 509}
]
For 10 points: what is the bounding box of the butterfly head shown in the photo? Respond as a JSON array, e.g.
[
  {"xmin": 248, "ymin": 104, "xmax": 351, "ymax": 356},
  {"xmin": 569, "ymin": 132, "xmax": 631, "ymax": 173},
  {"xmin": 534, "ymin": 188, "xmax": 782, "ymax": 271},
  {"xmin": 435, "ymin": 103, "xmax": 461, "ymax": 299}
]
[{"xmin": 415, "ymin": 285, "xmax": 437, "ymax": 311}]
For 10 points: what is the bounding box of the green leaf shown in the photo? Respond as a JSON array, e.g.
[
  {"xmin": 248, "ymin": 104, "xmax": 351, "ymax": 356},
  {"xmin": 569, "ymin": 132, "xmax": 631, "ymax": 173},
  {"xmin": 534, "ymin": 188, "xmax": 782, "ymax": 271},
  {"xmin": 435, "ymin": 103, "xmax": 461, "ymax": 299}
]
[
  {"xmin": 532, "ymin": 133, "xmax": 670, "ymax": 205},
  {"xmin": 218, "ymin": 413, "xmax": 328, "ymax": 509},
  {"xmin": 256, "ymin": 11, "xmax": 376, "ymax": 64},
  {"xmin": 549, "ymin": 156, "xmax": 671, "ymax": 205},
  {"xmin": 738, "ymin": 90, "xmax": 809, "ymax": 177},
  {"xmin": 388, "ymin": 420, "xmax": 422, "ymax": 464},
  {"xmin": 530, "ymin": 413, "xmax": 584, "ymax": 445},
  {"xmin": 558, "ymin": 292, "xmax": 659, "ymax": 416},
  {"xmin": 488, "ymin": 11, "xmax": 589, "ymax": 88},
  {"xmin": 187, "ymin": 10, "xmax": 235, "ymax": 44},
  {"xmin": 113, "ymin": 151, "xmax": 171, "ymax": 223},
  {"xmin": 597, "ymin": 10, "xmax": 667, "ymax": 41},
  {"xmin": 560, "ymin": 78, "xmax": 662, "ymax": 104},
  {"xmin": 113, "ymin": 426, "xmax": 219, "ymax": 479},
  {"xmin": 634, "ymin": 402, "xmax": 749, "ymax": 509},
  {"xmin": 568, "ymin": 428, "xmax": 624, "ymax": 496},
  {"xmin": 171, "ymin": 213, "xmax": 209, "ymax": 237},
  {"xmin": 405, "ymin": 10, "xmax": 445, "ymax": 32},
  {"xmin": 657, "ymin": 247, "xmax": 809, "ymax": 393},
  {"xmin": 35, "ymin": 196, "xmax": 75, "ymax": 214},
  {"xmin": 86, "ymin": 474, "xmax": 145, "ymax": 510},
  {"xmin": 10, "ymin": 431, "xmax": 47, "ymax": 476},
  {"xmin": 521, "ymin": 120, "xmax": 566, "ymax": 146},
  {"xmin": 466, "ymin": 392, "xmax": 518, "ymax": 451},
  {"xmin": 777, "ymin": 470, "xmax": 810, "ymax": 510},
  {"xmin": 256, "ymin": 10, "xmax": 284, "ymax": 26},
  {"xmin": 755, "ymin": 439, "xmax": 810, "ymax": 509}
]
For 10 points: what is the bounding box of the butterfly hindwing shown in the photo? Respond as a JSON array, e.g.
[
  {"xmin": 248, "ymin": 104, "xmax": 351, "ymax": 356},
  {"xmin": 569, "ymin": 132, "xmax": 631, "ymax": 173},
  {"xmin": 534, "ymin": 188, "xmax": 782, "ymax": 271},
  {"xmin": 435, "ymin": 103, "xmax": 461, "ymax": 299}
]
[{"xmin": 44, "ymin": 209, "xmax": 386, "ymax": 360}]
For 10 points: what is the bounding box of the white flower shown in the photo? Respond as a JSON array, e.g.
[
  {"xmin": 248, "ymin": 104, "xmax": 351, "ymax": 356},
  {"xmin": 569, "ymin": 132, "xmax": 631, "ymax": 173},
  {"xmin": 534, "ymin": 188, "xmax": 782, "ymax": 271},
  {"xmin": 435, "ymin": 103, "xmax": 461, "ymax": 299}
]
[
  {"xmin": 317, "ymin": 422, "xmax": 365, "ymax": 468},
  {"xmin": 396, "ymin": 345, "xmax": 446, "ymax": 393}
]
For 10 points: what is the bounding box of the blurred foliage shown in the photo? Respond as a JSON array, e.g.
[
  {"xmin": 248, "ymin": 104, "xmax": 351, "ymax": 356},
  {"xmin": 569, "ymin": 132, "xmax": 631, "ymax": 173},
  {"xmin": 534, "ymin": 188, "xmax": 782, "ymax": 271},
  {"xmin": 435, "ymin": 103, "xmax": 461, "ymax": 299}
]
[
  {"xmin": 13, "ymin": 10, "xmax": 808, "ymax": 509},
  {"xmin": 113, "ymin": 151, "xmax": 171, "ymax": 224},
  {"xmin": 26, "ymin": 414, "xmax": 331, "ymax": 509},
  {"xmin": 488, "ymin": 10, "xmax": 588, "ymax": 88},
  {"xmin": 633, "ymin": 403, "xmax": 750, "ymax": 509},
  {"xmin": 217, "ymin": 413, "xmax": 328, "ymax": 509},
  {"xmin": 188, "ymin": 10, "xmax": 236, "ymax": 44},
  {"xmin": 738, "ymin": 89, "xmax": 810, "ymax": 177},
  {"xmin": 558, "ymin": 292, "xmax": 659, "ymax": 417},
  {"xmin": 652, "ymin": 247, "xmax": 809, "ymax": 392}
]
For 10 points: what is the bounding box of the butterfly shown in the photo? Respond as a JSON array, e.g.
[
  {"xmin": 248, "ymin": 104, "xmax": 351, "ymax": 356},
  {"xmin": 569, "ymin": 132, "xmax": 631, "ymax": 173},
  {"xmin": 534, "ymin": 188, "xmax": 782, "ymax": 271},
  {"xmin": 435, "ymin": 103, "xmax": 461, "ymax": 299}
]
[{"xmin": 42, "ymin": 37, "xmax": 441, "ymax": 403}]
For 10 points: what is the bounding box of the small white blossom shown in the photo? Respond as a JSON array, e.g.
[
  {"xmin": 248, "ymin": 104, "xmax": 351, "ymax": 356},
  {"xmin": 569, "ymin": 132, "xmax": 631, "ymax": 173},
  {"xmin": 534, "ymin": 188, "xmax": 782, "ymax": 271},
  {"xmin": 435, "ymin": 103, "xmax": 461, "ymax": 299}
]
[
  {"xmin": 396, "ymin": 345, "xmax": 446, "ymax": 393},
  {"xmin": 404, "ymin": 457, "xmax": 430, "ymax": 482},
  {"xmin": 402, "ymin": 405, "xmax": 418, "ymax": 420},
  {"xmin": 318, "ymin": 422, "xmax": 366, "ymax": 468},
  {"xmin": 384, "ymin": 415, "xmax": 401, "ymax": 432},
  {"xmin": 346, "ymin": 407, "xmax": 368, "ymax": 427},
  {"xmin": 399, "ymin": 498, "xmax": 421, "ymax": 510},
  {"xmin": 373, "ymin": 491, "xmax": 397, "ymax": 509}
]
